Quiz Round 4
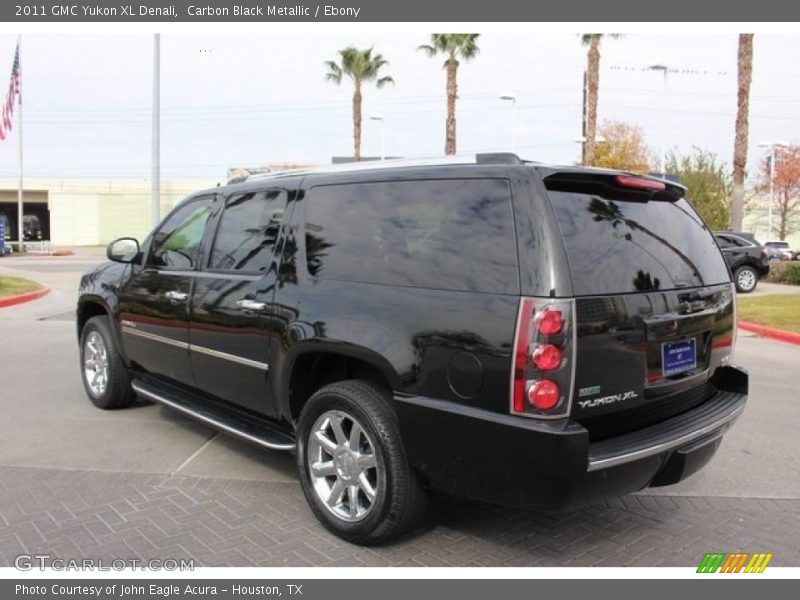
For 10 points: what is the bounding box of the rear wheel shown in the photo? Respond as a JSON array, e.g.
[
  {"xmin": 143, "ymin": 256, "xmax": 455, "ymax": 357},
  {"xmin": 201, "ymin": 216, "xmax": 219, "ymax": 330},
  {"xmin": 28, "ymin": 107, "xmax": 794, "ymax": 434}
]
[
  {"xmin": 296, "ymin": 380, "xmax": 427, "ymax": 545},
  {"xmin": 734, "ymin": 265, "xmax": 758, "ymax": 293},
  {"xmin": 80, "ymin": 315, "xmax": 135, "ymax": 409}
]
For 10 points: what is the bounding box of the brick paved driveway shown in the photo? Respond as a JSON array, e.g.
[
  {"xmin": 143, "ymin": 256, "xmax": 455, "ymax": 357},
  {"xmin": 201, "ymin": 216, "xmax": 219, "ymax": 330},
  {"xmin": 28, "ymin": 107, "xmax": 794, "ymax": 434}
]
[
  {"xmin": 1, "ymin": 251, "xmax": 799, "ymax": 568},
  {"xmin": 1, "ymin": 466, "xmax": 799, "ymax": 567}
]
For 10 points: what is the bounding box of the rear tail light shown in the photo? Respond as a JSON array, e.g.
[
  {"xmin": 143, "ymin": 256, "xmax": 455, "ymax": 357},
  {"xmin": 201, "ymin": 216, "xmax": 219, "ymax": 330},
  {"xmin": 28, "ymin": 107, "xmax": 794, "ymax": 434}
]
[
  {"xmin": 527, "ymin": 380, "xmax": 560, "ymax": 410},
  {"xmin": 531, "ymin": 344, "xmax": 562, "ymax": 371},
  {"xmin": 510, "ymin": 298, "xmax": 576, "ymax": 419},
  {"xmin": 536, "ymin": 309, "xmax": 564, "ymax": 335}
]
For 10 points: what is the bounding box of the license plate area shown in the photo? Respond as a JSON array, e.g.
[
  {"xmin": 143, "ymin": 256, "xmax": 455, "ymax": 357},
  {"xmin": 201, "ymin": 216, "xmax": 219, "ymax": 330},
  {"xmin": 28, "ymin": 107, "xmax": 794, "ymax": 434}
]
[{"xmin": 662, "ymin": 338, "xmax": 697, "ymax": 377}]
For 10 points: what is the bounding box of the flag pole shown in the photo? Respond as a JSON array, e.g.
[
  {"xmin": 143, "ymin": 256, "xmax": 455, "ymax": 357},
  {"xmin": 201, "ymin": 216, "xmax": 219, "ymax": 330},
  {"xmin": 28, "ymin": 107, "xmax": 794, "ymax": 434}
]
[
  {"xmin": 151, "ymin": 33, "xmax": 160, "ymax": 229},
  {"xmin": 16, "ymin": 35, "xmax": 23, "ymax": 253}
]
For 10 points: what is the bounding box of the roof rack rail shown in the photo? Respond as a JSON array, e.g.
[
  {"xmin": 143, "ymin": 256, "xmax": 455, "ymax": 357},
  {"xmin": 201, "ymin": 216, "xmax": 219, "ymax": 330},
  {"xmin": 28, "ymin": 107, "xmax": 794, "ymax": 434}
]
[{"xmin": 475, "ymin": 152, "xmax": 523, "ymax": 165}]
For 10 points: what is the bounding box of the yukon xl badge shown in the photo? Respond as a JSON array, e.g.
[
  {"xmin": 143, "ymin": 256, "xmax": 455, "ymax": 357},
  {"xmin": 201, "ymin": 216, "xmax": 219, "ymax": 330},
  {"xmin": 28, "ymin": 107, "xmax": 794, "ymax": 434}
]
[{"xmin": 578, "ymin": 390, "xmax": 639, "ymax": 410}]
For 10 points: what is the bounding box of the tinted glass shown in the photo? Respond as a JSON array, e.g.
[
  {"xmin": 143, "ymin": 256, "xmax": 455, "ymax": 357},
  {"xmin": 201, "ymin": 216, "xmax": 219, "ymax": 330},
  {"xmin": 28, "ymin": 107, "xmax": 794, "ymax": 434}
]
[
  {"xmin": 549, "ymin": 192, "xmax": 730, "ymax": 295},
  {"xmin": 729, "ymin": 236, "xmax": 752, "ymax": 247},
  {"xmin": 715, "ymin": 235, "xmax": 732, "ymax": 249},
  {"xmin": 149, "ymin": 196, "xmax": 213, "ymax": 270},
  {"xmin": 305, "ymin": 179, "xmax": 518, "ymax": 293},
  {"xmin": 210, "ymin": 190, "xmax": 286, "ymax": 273}
]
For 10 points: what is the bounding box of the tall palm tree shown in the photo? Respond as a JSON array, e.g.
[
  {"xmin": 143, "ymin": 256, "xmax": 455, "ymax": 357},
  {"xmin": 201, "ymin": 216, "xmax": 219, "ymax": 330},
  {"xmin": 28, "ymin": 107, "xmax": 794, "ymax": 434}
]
[
  {"xmin": 731, "ymin": 34, "xmax": 754, "ymax": 230},
  {"xmin": 324, "ymin": 47, "xmax": 393, "ymax": 162},
  {"xmin": 580, "ymin": 34, "xmax": 620, "ymax": 166},
  {"xmin": 418, "ymin": 34, "xmax": 480, "ymax": 155}
]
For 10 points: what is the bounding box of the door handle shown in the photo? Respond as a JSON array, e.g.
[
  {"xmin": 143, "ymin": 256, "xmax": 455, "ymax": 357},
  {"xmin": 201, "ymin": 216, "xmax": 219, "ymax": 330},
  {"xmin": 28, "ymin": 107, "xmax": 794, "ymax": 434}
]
[
  {"xmin": 165, "ymin": 290, "xmax": 188, "ymax": 304},
  {"xmin": 235, "ymin": 299, "xmax": 267, "ymax": 312}
]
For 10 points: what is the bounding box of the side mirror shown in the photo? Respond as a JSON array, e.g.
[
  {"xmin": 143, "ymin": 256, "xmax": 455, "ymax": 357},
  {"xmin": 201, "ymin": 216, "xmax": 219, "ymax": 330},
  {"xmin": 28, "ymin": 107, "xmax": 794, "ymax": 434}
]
[{"xmin": 107, "ymin": 237, "xmax": 140, "ymax": 263}]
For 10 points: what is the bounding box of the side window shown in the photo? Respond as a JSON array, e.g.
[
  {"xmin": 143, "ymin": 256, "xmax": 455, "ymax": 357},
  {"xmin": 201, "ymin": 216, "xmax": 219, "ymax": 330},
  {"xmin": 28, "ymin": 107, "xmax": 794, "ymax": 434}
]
[
  {"xmin": 715, "ymin": 235, "xmax": 732, "ymax": 249},
  {"xmin": 209, "ymin": 189, "xmax": 287, "ymax": 273},
  {"xmin": 304, "ymin": 179, "xmax": 519, "ymax": 294},
  {"xmin": 149, "ymin": 196, "xmax": 213, "ymax": 270},
  {"xmin": 731, "ymin": 237, "xmax": 752, "ymax": 247}
]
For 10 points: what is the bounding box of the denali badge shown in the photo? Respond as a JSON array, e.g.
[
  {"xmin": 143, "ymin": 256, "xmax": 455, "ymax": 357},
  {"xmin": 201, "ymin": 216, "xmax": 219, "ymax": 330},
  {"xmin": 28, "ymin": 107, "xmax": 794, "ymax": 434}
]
[{"xmin": 578, "ymin": 390, "xmax": 639, "ymax": 409}]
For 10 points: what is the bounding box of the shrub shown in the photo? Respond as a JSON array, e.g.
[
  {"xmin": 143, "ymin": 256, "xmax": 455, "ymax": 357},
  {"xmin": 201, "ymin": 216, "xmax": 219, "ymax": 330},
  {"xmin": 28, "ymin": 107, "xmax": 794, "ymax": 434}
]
[{"xmin": 765, "ymin": 261, "xmax": 800, "ymax": 285}]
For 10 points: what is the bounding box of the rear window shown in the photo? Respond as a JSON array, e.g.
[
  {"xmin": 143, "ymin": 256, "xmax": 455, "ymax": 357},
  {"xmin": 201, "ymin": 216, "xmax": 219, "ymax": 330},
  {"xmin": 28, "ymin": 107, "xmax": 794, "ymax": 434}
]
[
  {"xmin": 549, "ymin": 191, "xmax": 730, "ymax": 295},
  {"xmin": 304, "ymin": 179, "xmax": 519, "ymax": 294}
]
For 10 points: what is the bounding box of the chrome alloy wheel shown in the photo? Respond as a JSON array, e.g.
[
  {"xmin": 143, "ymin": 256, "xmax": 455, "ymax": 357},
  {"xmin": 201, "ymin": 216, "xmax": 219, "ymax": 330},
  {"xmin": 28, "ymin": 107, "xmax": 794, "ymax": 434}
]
[
  {"xmin": 737, "ymin": 268, "xmax": 756, "ymax": 292},
  {"xmin": 307, "ymin": 410, "xmax": 380, "ymax": 522},
  {"xmin": 83, "ymin": 331, "xmax": 109, "ymax": 397}
]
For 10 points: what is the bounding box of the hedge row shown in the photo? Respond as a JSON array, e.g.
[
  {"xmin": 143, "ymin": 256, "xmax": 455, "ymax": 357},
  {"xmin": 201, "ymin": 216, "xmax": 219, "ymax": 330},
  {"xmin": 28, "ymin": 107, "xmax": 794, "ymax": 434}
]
[{"xmin": 765, "ymin": 261, "xmax": 800, "ymax": 285}]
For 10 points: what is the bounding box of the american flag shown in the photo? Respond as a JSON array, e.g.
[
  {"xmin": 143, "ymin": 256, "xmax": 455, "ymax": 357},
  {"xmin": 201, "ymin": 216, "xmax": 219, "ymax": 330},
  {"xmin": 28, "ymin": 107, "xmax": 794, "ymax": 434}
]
[{"xmin": 0, "ymin": 42, "xmax": 21, "ymax": 142}]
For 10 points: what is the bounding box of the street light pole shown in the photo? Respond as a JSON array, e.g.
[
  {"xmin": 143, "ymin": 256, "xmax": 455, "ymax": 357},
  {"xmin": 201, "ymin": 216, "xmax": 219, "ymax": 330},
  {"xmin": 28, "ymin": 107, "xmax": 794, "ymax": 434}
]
[
  {"xmin": 649, "ymin": 63, "xmax": 668, "ymax": 176},
  {"xmin": 369, "ymin": 114, "xmax": 385, "ymax": 160},
  {"xmin": 759, "ymin": 141, "xmax": 789, "ymax": 238},
  {"xmin": 499, "ymin": 92, "xmax": 517, "ymax": 153}
]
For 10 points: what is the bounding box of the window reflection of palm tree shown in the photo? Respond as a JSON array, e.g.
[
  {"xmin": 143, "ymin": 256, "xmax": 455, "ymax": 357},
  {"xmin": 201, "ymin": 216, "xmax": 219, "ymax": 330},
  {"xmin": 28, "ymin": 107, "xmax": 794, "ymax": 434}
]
[
  {"xmin": 588, "ymin": 198, "xmax": 701, "ymax": 282},
  {"xmin": 305, "ymin": 231, "xmax": 334, "ymax": 278}
]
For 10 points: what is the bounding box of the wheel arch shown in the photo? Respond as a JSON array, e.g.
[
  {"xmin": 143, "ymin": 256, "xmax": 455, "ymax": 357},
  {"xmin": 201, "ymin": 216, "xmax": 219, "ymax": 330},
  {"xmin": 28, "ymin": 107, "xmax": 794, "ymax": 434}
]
[
  {"xmin": 280, "ymin": 342, "xmax": 402, "ymax": 424},
  {"xmin": 76, "ymin": 296, "xmax": 128, "ymax": 363}
]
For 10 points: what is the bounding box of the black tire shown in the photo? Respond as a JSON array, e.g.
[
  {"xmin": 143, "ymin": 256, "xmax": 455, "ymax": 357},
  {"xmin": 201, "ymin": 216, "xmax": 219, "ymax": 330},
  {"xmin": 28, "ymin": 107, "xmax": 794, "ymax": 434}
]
[
  {"xmin": 79, "ymin": 315, "xmax": 135, "ymax": 409},
  {"xmin": 734, "ymin": 265, "xmax": 758, "ymax": 293},
  {"xmin": 296, "ymin": 380, "xmax": 427, "ymax": 545}
]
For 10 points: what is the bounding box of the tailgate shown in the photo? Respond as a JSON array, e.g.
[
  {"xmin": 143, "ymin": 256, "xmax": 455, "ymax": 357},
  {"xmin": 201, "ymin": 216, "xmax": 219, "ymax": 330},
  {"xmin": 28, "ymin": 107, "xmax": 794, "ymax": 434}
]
[{"xmin": 542, "ymin": 172, "xmax": 735, "ymax": 439}]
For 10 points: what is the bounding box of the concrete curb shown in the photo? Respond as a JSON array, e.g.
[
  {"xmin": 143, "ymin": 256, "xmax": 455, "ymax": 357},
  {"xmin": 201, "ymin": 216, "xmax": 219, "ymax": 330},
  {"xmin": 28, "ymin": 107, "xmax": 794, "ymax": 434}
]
[
  {"xmin": 0, "ymin": 286, "xmax": 50, "ymax": 309},
  {"xmin": 739, "ymin": 321, "xmax": 800, "ymax": 346}
]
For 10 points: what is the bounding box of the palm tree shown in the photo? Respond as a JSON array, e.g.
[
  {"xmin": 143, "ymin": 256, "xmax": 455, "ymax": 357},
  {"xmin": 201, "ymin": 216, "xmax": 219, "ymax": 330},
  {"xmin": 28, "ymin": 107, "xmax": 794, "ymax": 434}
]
[
  {"xmin": 418, "ymin": 34, "xmax": 480, "ymax": 155},
  {"xmin": 324, "ymin": 47, "xmax": 394, "ymax": 162},
  {"xmin": 580, "ymin": 34, "xmax": 620, "ymax": 166},
  {"xmin": 731, "ymin": 34, "xmax": 754, "ymax": 230}
]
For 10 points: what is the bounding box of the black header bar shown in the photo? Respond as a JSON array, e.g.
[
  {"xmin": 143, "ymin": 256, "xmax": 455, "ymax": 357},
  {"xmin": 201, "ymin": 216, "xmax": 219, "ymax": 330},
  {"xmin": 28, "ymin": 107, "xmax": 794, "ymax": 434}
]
[{"xmin": 3, "ymin": 0, "xmax": 800, "ymax": 22}]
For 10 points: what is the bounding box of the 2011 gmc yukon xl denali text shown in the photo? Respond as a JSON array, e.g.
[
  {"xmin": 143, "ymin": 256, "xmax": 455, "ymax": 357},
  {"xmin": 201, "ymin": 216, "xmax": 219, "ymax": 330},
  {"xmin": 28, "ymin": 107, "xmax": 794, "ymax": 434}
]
[{"xmin": 76, "ymin": 154, "xmax": 748, "ymax": 544}]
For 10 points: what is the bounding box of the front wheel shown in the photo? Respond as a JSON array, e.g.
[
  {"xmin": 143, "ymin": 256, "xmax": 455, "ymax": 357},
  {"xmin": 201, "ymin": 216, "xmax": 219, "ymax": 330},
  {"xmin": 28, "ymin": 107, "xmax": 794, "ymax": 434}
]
[
  {"xmin": 296, "ymin": 380, "xmax": 427, "ymax": 545},
  {"xmin": 734, "ymin": 265, "xmax": 759, "ymax": 293},
  {"xmin": 80, "ymin": 315, "xmax": 135, "ymax": 409}
]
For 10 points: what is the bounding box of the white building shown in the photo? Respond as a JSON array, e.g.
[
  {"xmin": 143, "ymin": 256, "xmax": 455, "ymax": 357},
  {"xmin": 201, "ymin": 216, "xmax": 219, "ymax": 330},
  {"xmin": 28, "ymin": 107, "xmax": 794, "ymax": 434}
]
[{"xmin": 0, "ymin": 178, "xmax": 217, "ymax": 246}]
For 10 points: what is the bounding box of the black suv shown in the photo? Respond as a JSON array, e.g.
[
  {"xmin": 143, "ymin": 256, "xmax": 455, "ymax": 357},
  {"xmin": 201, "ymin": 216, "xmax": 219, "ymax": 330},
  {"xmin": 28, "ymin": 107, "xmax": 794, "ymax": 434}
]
[
  {"xmin": 77, "ymin": 155, "xmax": 748, "ymax": 544},
  {"xmin": 713, "ymin": 231, "xmax": 770, "ymax": 293}
]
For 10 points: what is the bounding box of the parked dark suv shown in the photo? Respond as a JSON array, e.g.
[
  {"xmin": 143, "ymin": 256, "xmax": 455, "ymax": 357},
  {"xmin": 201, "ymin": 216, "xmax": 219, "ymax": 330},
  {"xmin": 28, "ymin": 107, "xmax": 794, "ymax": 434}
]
[
  {"xmin": 713, "ymin": 231, "xmax": 770, "ymax": 293},
  {"xmin": 77, "ymin": 155, "xmax": 748, "ymax": 544}
]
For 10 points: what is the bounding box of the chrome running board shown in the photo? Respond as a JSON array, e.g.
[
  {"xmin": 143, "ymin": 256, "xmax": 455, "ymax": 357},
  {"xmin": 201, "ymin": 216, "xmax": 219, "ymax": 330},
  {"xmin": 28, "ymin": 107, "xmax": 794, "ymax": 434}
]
[{"xmin": 131, "ymin": 379, "xmax": 295, "ymax": 452}]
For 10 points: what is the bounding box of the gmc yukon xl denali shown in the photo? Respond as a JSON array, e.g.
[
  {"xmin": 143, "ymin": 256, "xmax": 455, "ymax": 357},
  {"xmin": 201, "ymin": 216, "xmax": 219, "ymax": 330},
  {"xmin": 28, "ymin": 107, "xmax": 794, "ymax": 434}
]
[{"xmin": 77, "ymin": 154, "xmax": 748, "ymax": 544}]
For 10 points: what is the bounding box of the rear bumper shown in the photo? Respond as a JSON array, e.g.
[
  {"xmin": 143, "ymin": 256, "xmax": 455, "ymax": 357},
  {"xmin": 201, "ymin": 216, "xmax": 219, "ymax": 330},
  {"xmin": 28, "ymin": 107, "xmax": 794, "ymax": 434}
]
[{"xmin": 396, "ymin": 366, "xmax": 747, "ymax": 510}]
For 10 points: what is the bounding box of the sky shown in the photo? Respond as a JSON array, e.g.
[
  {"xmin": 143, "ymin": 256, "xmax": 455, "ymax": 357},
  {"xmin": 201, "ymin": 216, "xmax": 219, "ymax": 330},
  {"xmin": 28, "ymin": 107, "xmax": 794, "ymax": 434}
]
[{"xmin": 0, "ymin": 32, "xmax": 799, "ymax": 181}]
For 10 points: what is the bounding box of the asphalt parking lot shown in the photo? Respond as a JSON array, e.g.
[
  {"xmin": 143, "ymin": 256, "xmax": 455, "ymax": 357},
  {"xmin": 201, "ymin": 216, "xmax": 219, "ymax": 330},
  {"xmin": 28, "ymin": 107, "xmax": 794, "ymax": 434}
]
[{"xmin": 1, "ymin": 249, "xmax": 799, "ymax": 567}]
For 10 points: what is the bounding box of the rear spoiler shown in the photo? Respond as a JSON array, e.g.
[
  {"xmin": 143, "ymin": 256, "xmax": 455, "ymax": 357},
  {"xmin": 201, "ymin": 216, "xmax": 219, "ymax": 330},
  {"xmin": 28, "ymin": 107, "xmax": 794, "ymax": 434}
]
[{"xmin": 543, "ymin": 171, "xmax": 685, "ymax": 202}]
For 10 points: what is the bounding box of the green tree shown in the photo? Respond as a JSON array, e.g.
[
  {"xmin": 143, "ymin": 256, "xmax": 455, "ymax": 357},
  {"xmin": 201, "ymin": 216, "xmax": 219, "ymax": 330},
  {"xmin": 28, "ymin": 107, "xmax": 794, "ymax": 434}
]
[
  {"xmin": 580, "ymin": 34, "xmax": 621, "ymax": 166},
  {"xmin": 418, "ymin": 34, "xmax": 480, "ymax": 155},
  {"xmin": 666, "ymin": 148, "xmax": 731, "ymax": 230},
  {"xmin": 324, "ymin": 46, "xmax": 394, "ymax": 162}
]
